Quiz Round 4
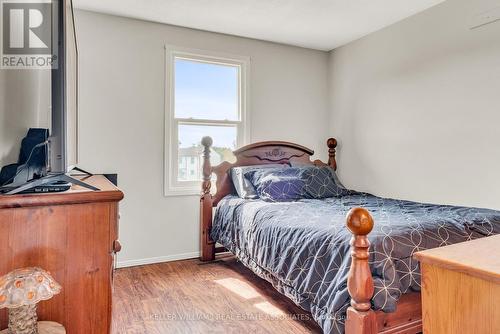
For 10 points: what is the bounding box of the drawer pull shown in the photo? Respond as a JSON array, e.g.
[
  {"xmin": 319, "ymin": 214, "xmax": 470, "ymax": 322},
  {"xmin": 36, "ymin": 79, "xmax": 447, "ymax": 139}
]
[{"xmin": 113, "ymin": 240, "xmax": 122, "ymax": 253}]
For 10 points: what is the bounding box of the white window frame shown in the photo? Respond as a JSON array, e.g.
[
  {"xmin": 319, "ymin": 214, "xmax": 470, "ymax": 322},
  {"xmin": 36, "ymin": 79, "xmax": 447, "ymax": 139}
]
[{"xmin": 164, "ymin": 45, "xmax": 250, "ymax": 196}]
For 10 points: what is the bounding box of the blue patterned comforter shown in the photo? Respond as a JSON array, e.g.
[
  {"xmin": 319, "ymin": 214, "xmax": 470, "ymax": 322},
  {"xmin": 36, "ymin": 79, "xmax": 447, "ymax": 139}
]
[{"xmin": 211, "ymin": 193, "xmax": 500, "ymax": 333}]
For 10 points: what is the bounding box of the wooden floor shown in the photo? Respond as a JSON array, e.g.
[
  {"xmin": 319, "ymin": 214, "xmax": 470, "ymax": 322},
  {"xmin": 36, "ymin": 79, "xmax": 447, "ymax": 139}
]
[{"xmin": 112, "ymin": 254, "xmax": 321, "ymax": 334}]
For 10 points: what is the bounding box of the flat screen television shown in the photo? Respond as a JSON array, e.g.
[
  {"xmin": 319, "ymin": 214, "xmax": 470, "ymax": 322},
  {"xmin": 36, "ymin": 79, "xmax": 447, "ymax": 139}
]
[
  {"xmin": 50, "ymin": 0, "xmax": 78, "ymax": 173},
  {"xmin": 0, "ymin": 0, "xmax": 97, "ymax": 194}
]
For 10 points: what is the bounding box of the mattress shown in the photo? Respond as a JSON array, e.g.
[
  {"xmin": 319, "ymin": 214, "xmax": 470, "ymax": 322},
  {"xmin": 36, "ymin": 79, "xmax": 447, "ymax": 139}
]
[{"xmin": 211, "ymin": 193, "xmax": 500, "ymax": 333}]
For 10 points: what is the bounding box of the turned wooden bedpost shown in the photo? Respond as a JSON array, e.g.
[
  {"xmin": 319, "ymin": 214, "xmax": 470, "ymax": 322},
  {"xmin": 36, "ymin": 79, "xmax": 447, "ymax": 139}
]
[
  {"xmin": 200, "ymin": 136, "xmax": 215, "ymax": 261},
  {"xmin": 327, "ymin": 138, "xmax": 338, "ymax": 171},
  {"xmin": 345, "ymin": 208, "xmax": 377, "ymax": 334}
]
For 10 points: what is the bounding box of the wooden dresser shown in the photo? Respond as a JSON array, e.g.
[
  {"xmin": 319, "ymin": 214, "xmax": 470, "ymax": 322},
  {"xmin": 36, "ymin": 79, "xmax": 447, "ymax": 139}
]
[
  {"xmin": 0, "ymin": 176, "xmax": 123, "ymax": 334},
  {"xmin": 415, "ymin": 235, "xmax": 500, "ymax": 334}
]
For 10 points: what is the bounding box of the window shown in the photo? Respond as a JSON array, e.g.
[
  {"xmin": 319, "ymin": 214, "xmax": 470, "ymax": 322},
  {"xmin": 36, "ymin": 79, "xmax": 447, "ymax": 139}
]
[{"xmin": 165, "ymin": 46, "xmax": 250, "ymax": 195}]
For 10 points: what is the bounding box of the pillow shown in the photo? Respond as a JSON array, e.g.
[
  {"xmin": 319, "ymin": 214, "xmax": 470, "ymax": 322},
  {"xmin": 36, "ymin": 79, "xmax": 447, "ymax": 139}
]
[
  {"xmin": 245, "ymin": 168, "xmax": 306, "ymax": 202},
  {"xmin": 230, "ymin": 164, "xmax": 288, "ymax": 199},
  {"xmin": 301, "ymin": 166, "xmax": 349, "ymax": 198},
  {"xmin": 290, "ymin": 161, "xmax": 346, "ymax": 189},
  {"xmin": 245, "ymin": 166, "xmax": 349, "ymax": 202}
]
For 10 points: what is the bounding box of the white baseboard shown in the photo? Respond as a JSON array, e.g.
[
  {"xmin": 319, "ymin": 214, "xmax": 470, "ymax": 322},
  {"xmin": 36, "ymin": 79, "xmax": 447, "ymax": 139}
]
[{"xmin": 116, "ymin": 251, "xmax": 200, "ymax": 268}]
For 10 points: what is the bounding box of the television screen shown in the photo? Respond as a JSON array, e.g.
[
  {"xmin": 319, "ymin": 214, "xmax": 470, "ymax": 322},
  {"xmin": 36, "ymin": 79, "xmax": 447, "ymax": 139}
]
[
  {"xmin": 65, "ymin": 0, "xmax": 78, "ymax": 170},
  {"xmin": 50, "ymin": 0, "xmax": 78, "ymax": 173},
  {"xmin": 0, "ymin": 0, "xmax": 97, "ymax": 194}
]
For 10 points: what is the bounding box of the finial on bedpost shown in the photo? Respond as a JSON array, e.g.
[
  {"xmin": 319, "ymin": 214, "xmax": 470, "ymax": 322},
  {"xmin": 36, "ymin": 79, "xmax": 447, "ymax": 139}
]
[
  {"xmin": 201, "ymin": 136, "xmax": 213, "ymax": 195},
  {"xmin": 345, "ymin": 207, "xmax": 377, "ymax": 334},
  {"xmin": 327, "ymin": 138, "xmax": 337, "ymax": 171},
  {"xmin": 200, "ymin": 136, "xmax": 215, "ymax": 261}
]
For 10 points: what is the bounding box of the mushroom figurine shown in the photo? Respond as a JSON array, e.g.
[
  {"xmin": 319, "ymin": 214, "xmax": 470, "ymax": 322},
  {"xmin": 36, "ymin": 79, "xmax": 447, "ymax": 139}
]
[{"xmin": 0, "ymin": 267, "xmax": 61, "ymax": 334}]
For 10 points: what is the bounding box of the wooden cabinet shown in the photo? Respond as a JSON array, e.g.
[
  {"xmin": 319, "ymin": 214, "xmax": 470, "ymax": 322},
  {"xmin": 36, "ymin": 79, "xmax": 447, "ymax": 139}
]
[
  {"xmin": 414, "ymin": 235, "xmax": 500, "ymax": 334},
  {"xmin": 0, "ymin": 176, "xmax": 123, "ymax": 334}
]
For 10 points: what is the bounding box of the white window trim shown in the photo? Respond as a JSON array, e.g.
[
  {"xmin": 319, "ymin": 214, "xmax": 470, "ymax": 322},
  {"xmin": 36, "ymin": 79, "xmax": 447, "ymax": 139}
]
[{"xmin": 164, "ymin": 45, "xmax": 251, "ymax": 196}]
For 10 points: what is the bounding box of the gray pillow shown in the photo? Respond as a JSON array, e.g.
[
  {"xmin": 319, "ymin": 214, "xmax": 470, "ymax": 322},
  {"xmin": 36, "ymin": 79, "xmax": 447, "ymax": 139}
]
[
  {"xmin": 290, "ymin": 161, "xmax": 346, "ymax": 189},
  {"xmin": 230, "ymin": 164, "xmax": 288, "ymax": 199}
]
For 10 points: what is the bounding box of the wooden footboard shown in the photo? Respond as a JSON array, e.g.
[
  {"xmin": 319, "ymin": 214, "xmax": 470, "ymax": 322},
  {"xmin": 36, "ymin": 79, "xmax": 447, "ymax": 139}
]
[
  {"xmin": 345, "ymin": 208, "xmax": 422, "ymax": 334},
  {"xmin": 345, "ymin": 208, "xmax": 378, "ymax": 333}
]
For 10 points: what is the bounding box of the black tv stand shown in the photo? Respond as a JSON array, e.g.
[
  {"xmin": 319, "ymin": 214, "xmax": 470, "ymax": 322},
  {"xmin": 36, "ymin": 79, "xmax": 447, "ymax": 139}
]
[
  {"xmin": 71, "ymin": 166, "xmax": 94, "ymax": 176},
  {"xmin": 3, "ymin": 173, "xmax": 99, "ymax": 195}
]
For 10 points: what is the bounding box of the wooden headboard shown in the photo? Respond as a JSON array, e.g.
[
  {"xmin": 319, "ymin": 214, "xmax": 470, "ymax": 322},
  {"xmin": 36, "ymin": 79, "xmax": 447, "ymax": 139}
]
[
  {"xmin": 201, "ymin": 137, "xmax": 338, "ymax": 205},
  {"xmin": 200, "ymin": 137, "xmax": 338, "ymax": 260}
]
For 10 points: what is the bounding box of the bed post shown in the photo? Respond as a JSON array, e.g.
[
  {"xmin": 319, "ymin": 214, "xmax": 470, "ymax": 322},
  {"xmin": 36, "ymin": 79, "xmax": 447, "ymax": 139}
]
[
  {"xmin": 327, "ymin": 138, "xmax": 338, "ymax": 170},
  {"xmin": 345, "ymin": 208, "xmax": 377, "ymax": 334},
  {"xmin": 200, "ymin": 136, "xmax": 215, "ymax": 261}
]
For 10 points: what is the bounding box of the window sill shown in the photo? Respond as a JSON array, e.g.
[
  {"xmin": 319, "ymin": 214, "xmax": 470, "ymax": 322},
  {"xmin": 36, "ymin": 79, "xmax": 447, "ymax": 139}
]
[{"xmin": 164, "ymin": 187, "xmax": 200, "ymax": 197}]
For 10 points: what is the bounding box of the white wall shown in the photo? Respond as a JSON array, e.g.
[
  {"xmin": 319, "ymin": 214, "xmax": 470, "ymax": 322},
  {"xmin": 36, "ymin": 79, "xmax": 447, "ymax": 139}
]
[
  {"xmin": 0, "ymin": 71, "xmax": 50, "ymax": 167},
  {"xmin": 328, "ymin": 0, "xmax": 500, "ymax": 209},
  {"xmin": 74, "ymin": 10, "xmax": 330, "ymax": 267}
]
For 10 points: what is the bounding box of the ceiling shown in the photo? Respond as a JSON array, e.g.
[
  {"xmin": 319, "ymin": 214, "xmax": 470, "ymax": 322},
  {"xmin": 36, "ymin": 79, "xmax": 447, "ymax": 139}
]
[{"xmin": 73, "ymin": 0, "xmax": 444, "ymax": 51}]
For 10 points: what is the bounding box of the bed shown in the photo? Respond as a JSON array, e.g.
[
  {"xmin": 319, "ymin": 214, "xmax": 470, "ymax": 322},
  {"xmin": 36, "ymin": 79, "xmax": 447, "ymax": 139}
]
[{"xmin": 199, "ymin": 137, "xmax": 500, "ymax": 334}]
